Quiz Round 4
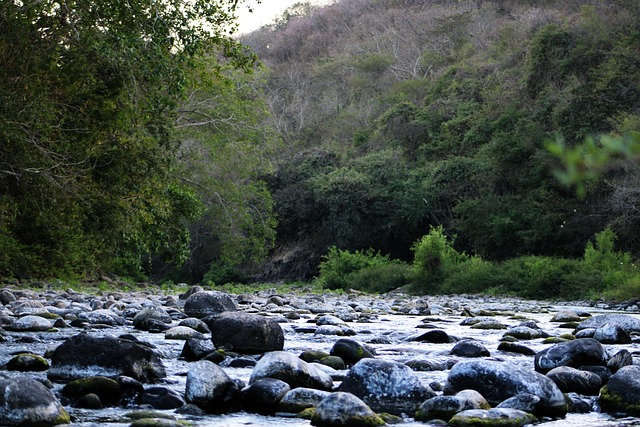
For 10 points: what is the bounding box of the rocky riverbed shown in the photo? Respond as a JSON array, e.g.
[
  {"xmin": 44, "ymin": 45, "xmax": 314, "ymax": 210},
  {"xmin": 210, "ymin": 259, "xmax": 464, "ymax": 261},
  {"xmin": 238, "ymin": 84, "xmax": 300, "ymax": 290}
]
[{"xmin": 1, "ymin": 284, "xmax": 640, "ymax": 427}]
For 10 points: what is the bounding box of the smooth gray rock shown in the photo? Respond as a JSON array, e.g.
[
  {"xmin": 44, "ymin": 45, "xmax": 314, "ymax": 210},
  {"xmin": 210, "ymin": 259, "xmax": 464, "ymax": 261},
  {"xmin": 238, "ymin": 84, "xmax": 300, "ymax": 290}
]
[
  {"xmin": 449, "ymin": 408, "xmax": 538, "ymax": 427},
  {"xmin": 339, "ymin": 358, "xmax": 435, "ymax": 415},
  {"xmin": 415, "ymin": 390, "xmax": 489, "ymax": 422},
  {"xmin": 576, "ymin": 314, "xmax": 640, "ymax": 333},
  {"xmin": 278, "ymin": 387, "xmax": 331, "ymax": 413},
  {"xmin": 444, "ymin": 360, "xmax": 567, "ymax": 417},
  {"xmin": 185, "ymin": 360, "xmax": 240, "ymax": 413},
  {"xmin": 0, "ymin": 376, "xmax": 70, "ymax": 426},
  {"xmin": 240, "ymin": 378, "xmax": 290, "ymax": 415},
  {"xmin": 450, "ymin": 340, "xmax": 490, "ymax": 358},
  {"xmin": 593, "ymin": 323, "xmax": 631, "ymax": 344},
  {"xmin": 311, "ymin": 392, "xmax": 385, "ymax": 427},
  {"xmin": 249, "ymin": 351, "xmax": 333, "ymax": 391},
  {"xmin": 132, "ymin": 306, "xmax": 172, "ymax": 331}
]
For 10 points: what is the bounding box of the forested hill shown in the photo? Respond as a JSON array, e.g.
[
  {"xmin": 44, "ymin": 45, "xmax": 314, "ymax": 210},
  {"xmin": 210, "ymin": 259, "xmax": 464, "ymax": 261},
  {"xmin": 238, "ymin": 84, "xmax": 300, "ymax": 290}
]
[{"xmin": 241, "ymin": 0, "xmax": 640, "ymax": 280}]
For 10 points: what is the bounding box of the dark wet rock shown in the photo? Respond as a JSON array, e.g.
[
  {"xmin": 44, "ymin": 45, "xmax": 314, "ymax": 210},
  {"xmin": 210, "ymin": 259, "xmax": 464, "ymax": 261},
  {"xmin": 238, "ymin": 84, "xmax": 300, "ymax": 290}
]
[
  {"xmin": 48, "ymin": 333, "xmax": 166, "ymax": 382},
  {"xmin": 415, "ymin": 390, "xmax": 489, "ymax": 422},
  {"xmin": 593, "ymin": 323, "xmax": 631, "ymax": 344},
  {"xmin": 576, "ymin": 314, "xmax": 640, "ymax": 333},
  {"xmin": 208, "ymin": 312, "xmax": 284, "ymax": 354},
  {"xmin": 0, "ymin": 375, "xmax": 70, "ymax": 426},
  {"xmin": 546, "ymin": 366, "xmax": 602, "ymax": 395},
  {"xmin": 339, "ymin": 358, "xmax": 436, "ymax": 415},
  {"xmin": 574, "ymin": 328, "xmax": 596, "ymax": 339},
  {"xmin": 76, "ymin": 393, "xmax": 102, "ymax": 409},
  {"xmin": 300, "ymin": 350, "xmax": 330, "ymax": 363},
  {"xmin": 411, "ymin": 329, "xmax": 452, "ymax": 343},
  {"xmin": 496, "ymin": 342, "xmax": 536, "ymax": 356},
  {"xmin": 551, "ymin": 310, "xmax": 581, "ymax": 322},
  {"xmin": 310, "ymin": 392, "xmax": 385, "ymax": 427},
  {"xmin": 185, "ymin": 360, "xmax": 240, "ymax": 414},
  {"xmin": 183, "ymin": 291, "xmax": 236, "ymax": 318},
  {"xmin": 329, "ymin": 338, "xmax": 375, "ymax": 366},
  {"xmin": 579, "ymin": 365, "xmax": 613, "ymax": 384},
  {"xmin": 397, "ymin": 298, "xmax": 430, "ymax": 315},
  {"xmin": 450, "ymin": 340, "xmax": 490, "ymax": 358},
  {"xmin": 140, "ymin": 386, "xmax": 185, "ymax": 410},
  {"xmin": 227, "ymin": 356, "xmax": 257, "ymax": 368},
  {"xmin": 318, "ymin": 355, "xmax": 346, "ymax": 370},
  {"xmin": 132, "ymin": 306, "xmax": 172, "ymax": 331},
  {"xmin": 599, "ymin": 365, "xmax": 640, "ymax": 416},
  {"xmin": 180, "ymin": 337, "xmax": 216, "ymax": 362},
  {"xmin": 496, "ymin": 394, "xmax": 540, "ymax": 413},
  {"xmin": 278, "ymin": 387, "xmax": 331, "ymax": 413},
  {"xmin": 607, "ymin": 349, "xmax": 633, "ymax": 373},
  {"xmin": 449, "ymin": 408, "xmax": 537, "ymax": 427},
  {"xmin": 444, "ymin": 360, "xmax": 567, "ymax": 417},
  {"xmin": 0, "ymin": 289, "xmax": 16, "ymax": 305},
  {"xmin": 405, "ymin": 358, "xmax": 448, "ymax": 371},
  {"xmin": 62, "ymin": 376, "xmax": 123, "ymax": 406},
  {"xmin": 565, "ymin": 393, "xmax": 594, "ymax": 413},
  {"xmin": 240, "ymin": 378, "xmax": 290, "ymax": 415},
  {"xmin": 6, "ymin": 352, "xmax": 50, "ymax": 371},
  {"xmin": 534, "ymin": 338, "xmax": 606, "ymax": 374},
  {"xmin": 249, "ymin": 351, "xmax": 333, "ymax": 391}
]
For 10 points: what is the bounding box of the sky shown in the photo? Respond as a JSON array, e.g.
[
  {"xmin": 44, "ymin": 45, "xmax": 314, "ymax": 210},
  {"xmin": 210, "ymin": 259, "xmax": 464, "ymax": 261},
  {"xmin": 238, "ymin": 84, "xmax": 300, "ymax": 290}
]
[{"xmin": 235, "ymin": 0, "xmax": 331, "ymax": 34}]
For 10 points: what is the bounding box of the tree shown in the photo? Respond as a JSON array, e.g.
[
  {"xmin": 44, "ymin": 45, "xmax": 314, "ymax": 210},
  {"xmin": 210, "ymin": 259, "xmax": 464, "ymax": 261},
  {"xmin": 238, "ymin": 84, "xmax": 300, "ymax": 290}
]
[{"xmin": 0, "ymin": 0, "xmax": 256, "ymax": 278}]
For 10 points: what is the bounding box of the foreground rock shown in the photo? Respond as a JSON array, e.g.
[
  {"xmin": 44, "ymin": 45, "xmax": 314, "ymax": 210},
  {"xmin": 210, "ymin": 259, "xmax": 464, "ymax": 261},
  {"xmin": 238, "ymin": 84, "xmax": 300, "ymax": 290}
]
[
  {"xmin": 599, "ymin": 365, "xmax": 640, "ymax": 416},
  {"xmin": 339, "ymin": 358, "xmax": 435, "ymax": 415},
  {"xmin": 311, "ymin": 392, "xmax": 385, "ymax": 427},
  {"xmin": 449, "ymin": 408, "xmax": 538, "ymax": 427},
  {"xmin": 0, "ymin": 375, "xmax": 70, "ymax": 426},
  {"xmin": 445, "ymin": 360, "xmax": 567, "ymax": 417},
  {"xmin": 208, "ymin": 312, "xmax": 284, "ymax": 353},
  {"xmin": 249, "ymin": 351, "xmax": 333, "ymax": 391},
  {"xmin": 185, "ymin": 360, "xmax": 240, "ymax": 413},
  {"xmin": 415, "ymin": 390, "xmax": 489, "ymax": 422},
  {"xmin": 575, "ymin": 314, "xmax": 640, "ymax": 333},
  {"xmin": 48, "ymin": 333, "xmax": 166, "ymax": 382}
]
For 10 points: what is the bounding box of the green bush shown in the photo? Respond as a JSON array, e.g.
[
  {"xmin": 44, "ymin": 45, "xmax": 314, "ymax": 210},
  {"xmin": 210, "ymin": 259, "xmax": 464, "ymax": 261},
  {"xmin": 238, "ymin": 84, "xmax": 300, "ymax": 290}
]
[
  {"xmin": 411, "ymin": 226, "xmax": 468, "ymax": 293},
  {"xmin": 440, "ymin": 256, "xmax": 496, "ymax": 295},
  {"xmin": 317, "ymin": 246, "xmax": 408, "ymax": 291}
]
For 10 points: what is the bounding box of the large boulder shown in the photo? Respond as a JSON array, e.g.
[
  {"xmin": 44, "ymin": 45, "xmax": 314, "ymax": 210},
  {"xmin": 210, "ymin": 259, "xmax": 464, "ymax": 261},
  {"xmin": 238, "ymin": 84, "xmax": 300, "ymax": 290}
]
[
  {"xmin": 183, "ymin": 291, "xmax": 236, "ymax": 318},
  {"xmin": 48, "ymin": 333, "xmax": 166, "ymax": 382},
  {"xmin": 249, "ymin": 351, "xmax": 333, "ymax": 391},
  {"xmin": 599, "ymin": 365, "xmax": 640, "ymax": 416},
  {"xmin": 311, "ymin": 392, "xmax": 385, "ymax": 427},
  {"xmin": 444, "ymin": 360, "xmax": 567, "ymax": 418},
  {"xmin": 185, "ymin": 360, "xmax": 240, "ymax": 413},
  {"xmin": 534, "ymin": 338, "xmax": 606, "ymax": 374},
  {"xmin": 339, "ymin": 358, "xmax": 435, "ymax": 415},
  {"xmin": 0, "ymin": 375, "xmax": 70, "ymax": 426},
  {"xmin": 208, "ymin": 312, "xmax": 284, "ymax": 354},
  {"xmin": 593, "ymin": 323, "xmax": 631, "ymax": 344}
]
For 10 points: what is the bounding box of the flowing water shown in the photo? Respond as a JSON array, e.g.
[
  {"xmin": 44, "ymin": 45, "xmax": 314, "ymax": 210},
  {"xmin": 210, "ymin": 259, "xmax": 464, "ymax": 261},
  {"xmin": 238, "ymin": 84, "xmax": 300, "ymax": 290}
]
[{"xmin": 2, "ymin": 294, "xmax": 640, "ymax": 427}]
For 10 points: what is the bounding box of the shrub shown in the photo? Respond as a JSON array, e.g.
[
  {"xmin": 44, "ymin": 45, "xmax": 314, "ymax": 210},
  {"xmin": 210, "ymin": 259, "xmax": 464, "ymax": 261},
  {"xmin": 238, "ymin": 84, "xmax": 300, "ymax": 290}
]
[
  {"xmin": 317, "ymin": 246, "xmax": 408, "ymax": 291},
  {"xmin": 440, "ymin": 256, "xmax": 496, "ymax": 295},
  {"xmin": 411, "ymin": 226, "xmax": 468, "ymax": 293}
]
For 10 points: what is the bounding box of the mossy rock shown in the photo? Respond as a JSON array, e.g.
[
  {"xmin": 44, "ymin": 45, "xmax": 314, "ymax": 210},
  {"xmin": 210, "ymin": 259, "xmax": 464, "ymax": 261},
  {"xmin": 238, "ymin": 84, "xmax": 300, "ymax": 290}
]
[
  {"xmin": 319, "ymin": 355, "xmax": 346, "ymax": 370},
  {"xmin": 129, "ymin": 418, "xmax": 191, "ymax": 427},
  {"xmin": 449, "ymin": 408, "xmax": 538, "ymax": 427},
  {"xmin": 62, "ymin": 376, "xmax": 122, "ymax": 405},
  {"xmin": 300, "ymin": 350, "xmax": 330, "ymax": 363},
  {"xmin": 298, "ymin": 407, "xmax": 316, "ymax": 419},
  {"xmin": 6, "ymin": 352, "xmax": 50, "ymax": 371},
  {"xmin": 542, "ymin": 337, "xmax": 570, "ymax": 344}
]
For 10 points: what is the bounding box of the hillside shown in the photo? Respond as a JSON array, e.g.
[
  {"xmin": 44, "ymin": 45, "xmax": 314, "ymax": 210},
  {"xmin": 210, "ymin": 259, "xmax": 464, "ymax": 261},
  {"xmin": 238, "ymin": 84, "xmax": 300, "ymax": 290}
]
[{"xmin": 241, "ymin": 0, "xmax": 640, "ymax": 280}]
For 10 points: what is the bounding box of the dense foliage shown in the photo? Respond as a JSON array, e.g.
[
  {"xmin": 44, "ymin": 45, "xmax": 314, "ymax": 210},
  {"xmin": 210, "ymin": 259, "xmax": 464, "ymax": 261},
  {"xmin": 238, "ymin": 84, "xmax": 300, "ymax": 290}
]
[
  {"xmin": 241, "ymin": 0, "xmax": 640, "ymax": 282},
  {"xmin": 0, "ymin": 0, "xmax": 272, "ymax": 280}
]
